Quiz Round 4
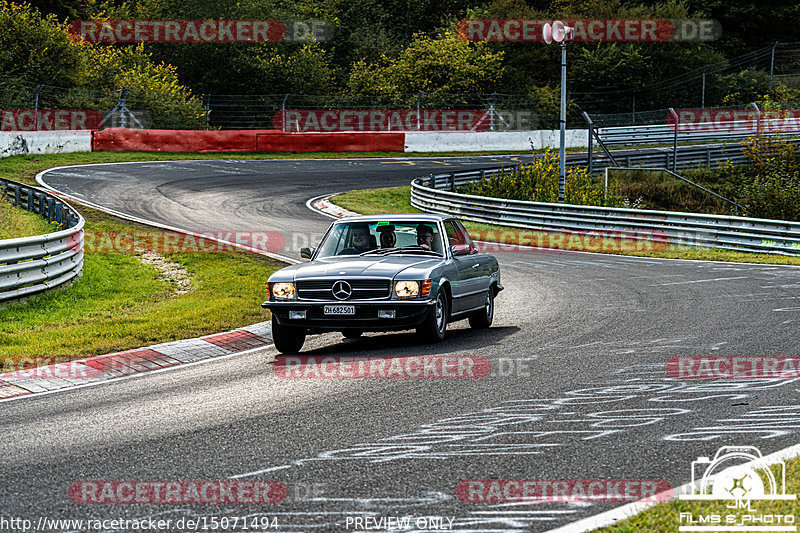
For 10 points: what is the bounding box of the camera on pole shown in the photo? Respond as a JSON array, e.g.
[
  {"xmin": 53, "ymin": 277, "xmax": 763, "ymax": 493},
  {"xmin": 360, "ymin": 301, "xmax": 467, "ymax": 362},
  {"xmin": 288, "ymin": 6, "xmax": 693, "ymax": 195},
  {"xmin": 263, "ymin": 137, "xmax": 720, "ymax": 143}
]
[{"xmin": 543, "ymin": 21, "xmax": 573, "ymax": 203}]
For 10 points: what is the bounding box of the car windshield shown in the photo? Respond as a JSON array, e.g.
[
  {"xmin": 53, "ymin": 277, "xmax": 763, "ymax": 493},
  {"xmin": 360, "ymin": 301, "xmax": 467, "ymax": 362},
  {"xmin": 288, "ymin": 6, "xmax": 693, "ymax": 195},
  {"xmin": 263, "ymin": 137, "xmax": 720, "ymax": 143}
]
[{"xmin": 315, "ymin": 221, "xmax": 444, "ymax": 258}]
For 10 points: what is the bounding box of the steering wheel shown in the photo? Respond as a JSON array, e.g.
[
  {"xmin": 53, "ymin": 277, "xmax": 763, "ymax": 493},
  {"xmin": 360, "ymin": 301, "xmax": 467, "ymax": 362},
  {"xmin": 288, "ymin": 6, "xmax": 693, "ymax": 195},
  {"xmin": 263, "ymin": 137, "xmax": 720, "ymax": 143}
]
[{"xmin": 338, "ymin": 248, "xmax": 358, "ymax": 255}]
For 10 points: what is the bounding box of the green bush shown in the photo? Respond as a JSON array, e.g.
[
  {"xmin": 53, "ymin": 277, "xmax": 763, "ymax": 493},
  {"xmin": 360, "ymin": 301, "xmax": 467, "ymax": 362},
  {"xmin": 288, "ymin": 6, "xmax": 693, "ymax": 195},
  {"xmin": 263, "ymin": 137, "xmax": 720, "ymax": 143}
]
[
  {"xmin": 734, "ymin": 135, "xmax": 800, "ymax": 221},
  {"xmin": 459, "ymin": 150, "xmax": 623, "ymax": 207}
]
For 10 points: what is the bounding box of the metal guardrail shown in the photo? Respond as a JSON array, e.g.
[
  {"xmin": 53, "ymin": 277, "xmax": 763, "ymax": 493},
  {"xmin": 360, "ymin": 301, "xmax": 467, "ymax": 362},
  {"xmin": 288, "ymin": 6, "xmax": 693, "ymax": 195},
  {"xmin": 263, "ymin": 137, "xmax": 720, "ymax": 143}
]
[
  {"xmin": 411, "ymin": 165, "xmax": 800, "ymax": 256},
  {"xmin": 0, "ymin": 178, "xmax": 84, "ymax": 302},
  {"xmin": 596, "ymin": 120, "xmax": 800, "ymax": 147}
]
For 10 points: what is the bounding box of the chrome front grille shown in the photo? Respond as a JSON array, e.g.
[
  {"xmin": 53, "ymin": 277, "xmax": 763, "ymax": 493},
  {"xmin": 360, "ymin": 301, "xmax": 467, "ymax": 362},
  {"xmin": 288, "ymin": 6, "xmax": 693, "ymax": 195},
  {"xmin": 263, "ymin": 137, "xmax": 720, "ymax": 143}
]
[{"xmin": 295, "ymin": 279, "xmax": 392, "ymax": 301}]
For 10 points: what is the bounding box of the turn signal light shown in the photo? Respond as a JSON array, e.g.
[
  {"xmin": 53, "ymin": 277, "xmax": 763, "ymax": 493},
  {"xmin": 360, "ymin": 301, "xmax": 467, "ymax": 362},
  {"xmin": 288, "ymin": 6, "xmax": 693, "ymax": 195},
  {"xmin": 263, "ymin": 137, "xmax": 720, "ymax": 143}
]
[{"xmin": 421, "ymin": 279, "xmax": 432, "ymax": 297}]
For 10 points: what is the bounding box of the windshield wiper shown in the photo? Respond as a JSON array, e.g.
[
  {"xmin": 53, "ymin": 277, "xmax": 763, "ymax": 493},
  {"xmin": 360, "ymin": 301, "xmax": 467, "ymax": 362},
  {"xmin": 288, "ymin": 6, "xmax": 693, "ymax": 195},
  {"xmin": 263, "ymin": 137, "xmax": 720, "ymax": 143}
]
[
  {"xmin": 379, "ymin": 246, "xmax": 441, "ymax": 256},
  {"xmin": 359, "ymin": 248, "xmax": 398, "ymax": 256}
]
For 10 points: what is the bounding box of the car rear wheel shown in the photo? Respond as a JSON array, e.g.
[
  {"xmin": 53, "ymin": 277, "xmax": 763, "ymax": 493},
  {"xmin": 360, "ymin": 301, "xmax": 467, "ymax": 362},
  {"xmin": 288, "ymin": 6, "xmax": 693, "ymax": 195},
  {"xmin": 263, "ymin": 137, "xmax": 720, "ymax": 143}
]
[
  {"xmin": 469, "ymin": 289, "xmax": 494, "ymax": 329},
  {"xmin": 417, "ymin": 291, "xmax": 448, "ymax": 343},
  {"xmin": 272, "ymin": 315, "xmax": 306, "ymax": 354},
  {"xmin": 342, "ymin": 330, "xmax": 363, "ymax": 339}
]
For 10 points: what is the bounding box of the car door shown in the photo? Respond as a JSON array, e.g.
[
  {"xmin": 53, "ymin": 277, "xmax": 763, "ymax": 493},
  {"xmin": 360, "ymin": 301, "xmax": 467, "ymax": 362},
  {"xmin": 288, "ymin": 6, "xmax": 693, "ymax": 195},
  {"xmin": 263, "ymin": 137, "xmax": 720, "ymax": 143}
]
[
  {"xmin": 445, "ymin": 220, "xmax": 481, "ymax": 313},
  {"xmin": 456, "ymin": 219, "xmax": 494, "ymax": 302}
]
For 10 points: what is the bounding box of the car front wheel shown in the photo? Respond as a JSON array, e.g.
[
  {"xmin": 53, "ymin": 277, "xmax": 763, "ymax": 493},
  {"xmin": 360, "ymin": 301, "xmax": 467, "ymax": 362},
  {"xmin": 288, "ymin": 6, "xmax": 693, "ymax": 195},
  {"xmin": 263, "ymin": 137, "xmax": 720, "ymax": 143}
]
[
  {"xmin": 417, "ymin": 291, "xmax": 448, "ymax": 343},
  {"xmin": 272, "ymin": 315, "xmax": 306, "ymax": 354},
  {"xmin": 469, "ymin": 289, "xmax": 494, "ymax": 329}
]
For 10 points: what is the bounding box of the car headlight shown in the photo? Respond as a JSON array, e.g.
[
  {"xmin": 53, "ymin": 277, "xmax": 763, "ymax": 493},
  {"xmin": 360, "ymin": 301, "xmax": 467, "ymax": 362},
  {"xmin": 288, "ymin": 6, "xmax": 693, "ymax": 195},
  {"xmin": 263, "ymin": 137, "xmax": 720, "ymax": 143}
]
[
  {"xmin": 272, "ymin": 282, "xmax": 296, "ymax": 300},
  {"xmin": 394, "ymin": 280, "xmax": 420, "ymax": 298}
]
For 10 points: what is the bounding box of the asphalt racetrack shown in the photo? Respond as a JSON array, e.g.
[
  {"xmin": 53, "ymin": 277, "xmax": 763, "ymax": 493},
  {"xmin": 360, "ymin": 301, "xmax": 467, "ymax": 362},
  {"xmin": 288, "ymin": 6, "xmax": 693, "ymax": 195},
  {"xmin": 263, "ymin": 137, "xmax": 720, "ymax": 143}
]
[{"xmin": 4, "ymin": 156, "xmax": 798, "ymax": 532}]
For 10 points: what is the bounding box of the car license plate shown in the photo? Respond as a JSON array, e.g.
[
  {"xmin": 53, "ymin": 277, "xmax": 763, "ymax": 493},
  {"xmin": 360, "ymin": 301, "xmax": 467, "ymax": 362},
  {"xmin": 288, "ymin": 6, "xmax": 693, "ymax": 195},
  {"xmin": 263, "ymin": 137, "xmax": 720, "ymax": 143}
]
[{"xmin": 323, "ymin": 305, "xmax": 355, "ymax": 316}]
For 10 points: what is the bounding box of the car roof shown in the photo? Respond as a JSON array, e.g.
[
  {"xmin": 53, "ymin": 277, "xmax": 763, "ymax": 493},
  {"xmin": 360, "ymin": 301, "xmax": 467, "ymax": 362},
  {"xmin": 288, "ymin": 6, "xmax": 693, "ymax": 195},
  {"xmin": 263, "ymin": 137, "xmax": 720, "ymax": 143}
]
[{"xmin": 335, "ymin": 214, "xmax": 449, "ymax": 223}]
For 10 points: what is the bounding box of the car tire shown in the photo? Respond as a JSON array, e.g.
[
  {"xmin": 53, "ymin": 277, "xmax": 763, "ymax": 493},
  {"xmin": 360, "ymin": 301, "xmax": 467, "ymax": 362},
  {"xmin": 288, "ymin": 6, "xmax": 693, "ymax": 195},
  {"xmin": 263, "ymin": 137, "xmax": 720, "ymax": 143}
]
[
  {"xmin": 342, "ymin": 330, "xmax": 363, "ymax": 339},
  {"xmin": 272, "ymin": 315, "xmax": 306, "ymax": 354},
  {"xmin": 468, "ymin": 289, "xmax": 494, "ymax": 329},
  {"xmin": 417, "ymin": 291, "xmax": 448, "ymax": 343}
]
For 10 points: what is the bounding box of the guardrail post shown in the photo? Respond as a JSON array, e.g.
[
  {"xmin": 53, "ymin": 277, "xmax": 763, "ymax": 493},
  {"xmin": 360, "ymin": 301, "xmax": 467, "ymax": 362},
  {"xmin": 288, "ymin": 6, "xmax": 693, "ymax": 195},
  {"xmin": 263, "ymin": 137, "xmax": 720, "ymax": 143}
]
[
  {"xmin": 706, "ymin": 149, "xmax": 711, "ymax": 167},
  {"xmin": 13, "ymin": 185, "xmax": 21, "ymax": 207},
  {"xmin": 669, "ymin": 107, "xmax": 678, "ymax": 173},
  {"xmin": 450, "ymin": 173, "xmax": 456, "ymax": 192},
  {"xmin": 55, "ymin": 202, "xmax": 63, "ymax": 224},
  {"xmin": 429, "ymin": 174, "xmax": 435, "ymax": 189}
]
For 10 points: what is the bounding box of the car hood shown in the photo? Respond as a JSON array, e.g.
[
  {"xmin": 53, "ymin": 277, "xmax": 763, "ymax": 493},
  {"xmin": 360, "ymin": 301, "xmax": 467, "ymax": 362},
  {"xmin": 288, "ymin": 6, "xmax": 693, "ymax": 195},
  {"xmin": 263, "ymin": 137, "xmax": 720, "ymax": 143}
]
[{"xmin": 275, "ymin": 256, "xmax": 442, "ymax": 280}]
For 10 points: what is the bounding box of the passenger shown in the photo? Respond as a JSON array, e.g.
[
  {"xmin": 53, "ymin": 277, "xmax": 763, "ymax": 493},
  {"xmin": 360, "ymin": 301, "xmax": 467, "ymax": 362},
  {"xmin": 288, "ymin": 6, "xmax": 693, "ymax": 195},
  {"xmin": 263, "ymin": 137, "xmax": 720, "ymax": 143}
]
[
  {"xmin": 416, "ymin": 224, "xmax": 435, "ymax": 250},
  {"xmin": 379, "ymin": 228, "xmax": 396, "ymax": 248}
]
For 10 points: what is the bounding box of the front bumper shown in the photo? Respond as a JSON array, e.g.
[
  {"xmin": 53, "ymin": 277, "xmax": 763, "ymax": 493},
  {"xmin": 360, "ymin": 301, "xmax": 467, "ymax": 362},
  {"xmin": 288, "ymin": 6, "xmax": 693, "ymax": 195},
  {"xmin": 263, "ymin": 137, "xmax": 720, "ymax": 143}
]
[{"xmin": 262, "ymin": 299, "xmax": 436, "ymax": 331}]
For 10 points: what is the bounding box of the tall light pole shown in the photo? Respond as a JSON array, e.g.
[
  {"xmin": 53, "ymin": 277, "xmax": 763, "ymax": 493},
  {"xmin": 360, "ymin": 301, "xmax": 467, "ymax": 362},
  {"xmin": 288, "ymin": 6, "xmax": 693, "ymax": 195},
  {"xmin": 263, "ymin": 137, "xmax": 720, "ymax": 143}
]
[{"xmin": 544, "ymin": 21, "xmax": 573, "ymax": 203}]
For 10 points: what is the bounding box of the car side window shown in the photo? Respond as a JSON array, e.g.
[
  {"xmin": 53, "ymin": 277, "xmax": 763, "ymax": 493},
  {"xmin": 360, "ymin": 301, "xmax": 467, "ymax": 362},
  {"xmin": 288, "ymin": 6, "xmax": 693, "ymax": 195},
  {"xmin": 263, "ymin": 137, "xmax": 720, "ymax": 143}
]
[
  {"xmin": 445, "ymin": 221, "xmax": 463, "ymax": 247},
  {"xmin": 454, "ymin": 220, "xmax": 475, "ymax": 250},
  {"xmin": 446, "ymin": 220, "xmax": 472, "ymax": 252}
]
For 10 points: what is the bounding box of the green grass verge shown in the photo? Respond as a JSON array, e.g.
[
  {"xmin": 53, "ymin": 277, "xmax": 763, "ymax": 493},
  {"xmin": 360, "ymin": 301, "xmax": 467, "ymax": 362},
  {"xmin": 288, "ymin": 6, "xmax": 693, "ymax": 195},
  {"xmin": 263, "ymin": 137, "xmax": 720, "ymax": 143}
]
[
  {"xmin": 0, "ymin": 198, "xmax": 56, "ymax": 239},
  {"xmin": 0, "ymin": 205, "xmax": 282, "ymax": 361},
  {"xmin": 596, "ymin": 460, "xmax": 800, "ymax": 532},
  {"xmin": 332, "ymin": 185, "xmax": 800, "ymax": 266}
]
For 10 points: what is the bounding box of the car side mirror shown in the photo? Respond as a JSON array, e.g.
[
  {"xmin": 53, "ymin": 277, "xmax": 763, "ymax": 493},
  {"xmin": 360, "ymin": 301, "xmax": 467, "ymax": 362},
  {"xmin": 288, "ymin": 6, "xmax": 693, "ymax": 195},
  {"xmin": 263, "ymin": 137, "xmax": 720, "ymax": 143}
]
[
  {"xmin": 300, "ymin": 247, "xmax": 315, "ymax": 259},
  {"xmin": 451, "ymin": 243, "xmax": 470, "ymax": 256}
]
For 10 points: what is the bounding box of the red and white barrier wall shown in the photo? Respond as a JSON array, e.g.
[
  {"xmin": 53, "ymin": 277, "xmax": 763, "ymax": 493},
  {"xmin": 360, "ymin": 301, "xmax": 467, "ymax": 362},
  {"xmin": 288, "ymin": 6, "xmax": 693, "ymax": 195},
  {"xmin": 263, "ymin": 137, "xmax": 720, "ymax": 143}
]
[
  {"xmin": 0, "ymin": 128, "xmax": 589, "ymax": 157},
  {"xmin": 0, "ymin": 131, "xmax": 92, "ymax": 158}
]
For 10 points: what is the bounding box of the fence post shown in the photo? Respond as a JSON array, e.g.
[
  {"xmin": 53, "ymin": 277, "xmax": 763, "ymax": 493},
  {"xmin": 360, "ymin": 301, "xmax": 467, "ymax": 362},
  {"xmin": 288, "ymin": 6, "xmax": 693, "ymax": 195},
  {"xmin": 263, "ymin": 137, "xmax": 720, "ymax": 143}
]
[
  {"xmin": 490, "ymin": 92, "xmax": 497, "ymax": 131},
  {"xmin": 669, "ymin": 107, "xmax": 678, "ymax": 172},
  {"xmin": 770, "ymin": 41, "xmax": 778, "ymax": 90},
  {"xmin": 582, "ymin": 111, "xmax": 594, "ymax": 175},
  {"xmin": 416, "ymin": 92, "xmax": 422, "ymax": 131},
  {"xmin": 205, "ymin": 94, "xmax": 211, "ymax": 130},
  {"xmin": 701, "ymin": 67, "xmax": 707, "ymax": 108},
  {"xmin": 119, "ymin": 88, "xmax": 128, "ymax": 128},
  {"xmin": 752, "ymin": 102, "xmax": 762, "ymax": 135},
  {"xmin": 282, "ymin": 94, "xmax": 289, "ymax": 132},
  {"xmin": 33, "ymin": 85, "xmax": 43, "ymax": 131}
]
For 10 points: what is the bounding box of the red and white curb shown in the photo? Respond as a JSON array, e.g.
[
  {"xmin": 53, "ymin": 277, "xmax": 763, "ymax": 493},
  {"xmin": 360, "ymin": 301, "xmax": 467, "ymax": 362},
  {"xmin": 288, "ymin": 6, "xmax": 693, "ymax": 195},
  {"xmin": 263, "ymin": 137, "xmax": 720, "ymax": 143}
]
[
  {"xmin": 306, "ymin": 192, "xmax": 360, "ymax": 220},
  {"xmin": 0, "ymin": 321, "xmax": 272, "ymax": 401}
]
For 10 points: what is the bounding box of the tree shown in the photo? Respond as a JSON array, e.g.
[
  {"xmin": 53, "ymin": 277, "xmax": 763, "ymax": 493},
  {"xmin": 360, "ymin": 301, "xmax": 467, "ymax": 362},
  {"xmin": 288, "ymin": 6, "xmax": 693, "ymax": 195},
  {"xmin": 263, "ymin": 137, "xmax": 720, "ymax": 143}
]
[
  {"xmin": 0, "ymin": 0, "xmax": 86, "ymax": 85},
  {"xmin": 347, "ymin": 31, "xmax": 505, "ymax": 95}
]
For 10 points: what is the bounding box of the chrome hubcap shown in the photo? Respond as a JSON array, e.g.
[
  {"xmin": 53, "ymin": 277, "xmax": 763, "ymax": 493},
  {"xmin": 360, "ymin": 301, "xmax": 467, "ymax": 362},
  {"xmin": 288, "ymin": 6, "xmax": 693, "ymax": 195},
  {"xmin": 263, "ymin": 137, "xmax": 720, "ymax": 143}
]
[{"xmin": 435, "ymin": 296, "xmax": 445, "ymax": 331}]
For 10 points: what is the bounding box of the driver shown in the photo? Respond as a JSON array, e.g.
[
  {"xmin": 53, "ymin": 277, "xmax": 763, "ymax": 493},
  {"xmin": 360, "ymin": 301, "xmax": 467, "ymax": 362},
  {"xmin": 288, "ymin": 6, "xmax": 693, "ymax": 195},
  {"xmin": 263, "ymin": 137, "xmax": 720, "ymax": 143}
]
[
  {"xmin": 416, "ymin": 224, "xmax": 435, "ymax": 250},
  {"xmin": 350, "ymin": 223, "xmax": 373, "ymax": 252}
]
